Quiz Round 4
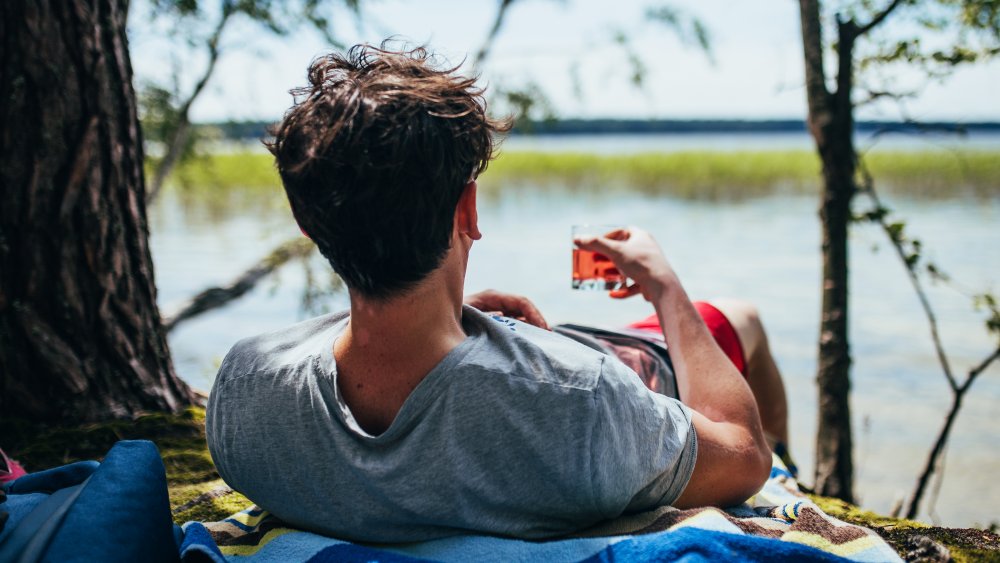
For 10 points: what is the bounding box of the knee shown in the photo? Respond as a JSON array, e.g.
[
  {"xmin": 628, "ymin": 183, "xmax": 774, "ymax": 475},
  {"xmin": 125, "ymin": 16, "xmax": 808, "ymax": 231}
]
[
  {"xmin": 708, "ymin": 298, "xmax": 765, "ymax": 356},
  {"xmin": 710, "ymin": 298, "xmax": 762, "ymax": 329}
]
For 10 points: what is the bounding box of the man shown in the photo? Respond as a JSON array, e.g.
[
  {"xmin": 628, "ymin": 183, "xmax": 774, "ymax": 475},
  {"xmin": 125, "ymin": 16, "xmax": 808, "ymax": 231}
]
[{"xmin": 206, "ymin": 44, "xmax": 780, "ymax": 543}]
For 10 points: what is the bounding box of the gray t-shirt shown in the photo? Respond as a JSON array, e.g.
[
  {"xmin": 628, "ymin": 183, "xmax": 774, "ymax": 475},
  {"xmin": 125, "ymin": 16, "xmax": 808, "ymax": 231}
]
[{"xmin": 206, "ymin": 306, "xmax": 696, "ymax": 543}]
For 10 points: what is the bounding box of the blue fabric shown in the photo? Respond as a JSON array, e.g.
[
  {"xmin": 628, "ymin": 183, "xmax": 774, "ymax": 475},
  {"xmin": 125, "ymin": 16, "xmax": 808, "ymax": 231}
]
[
  {"xmin": 179, "ymin": 453, "xmax": 901, "ymax": 563},
  {"xmin": 174, "ymin": 524, "xmax": 186, "ymax": 551},
  {"xmin": 179, "ymin": 522, "xmax": 227, "ymax": 561},
  {"xmin": 376, "ymin": 533, "xmax": 625, "ymax": 562},
  {"xmin": 179, "ymin": 525, "xmax": 853, "ymax": 563},
  {"xmin": 583, "ymin": 527, "xmax": 851, "ymax": 562},
  {"xmin": 0, "ymin": 492, "xmax": 47, "ymax": 544},
  {"xmin": 0, "ymin": 460, "xmax": 99, "ymax": 545},
  {"xmin": 3, "ymin": 461, "xmax": 99, "ymax": 494},
  {"xmin": 307, "ymin": 544, "xmax": 433, "ymax": 563},
  {"xmin": 40, "ymin": 440, "xmax": 178, "ymax": 563}
]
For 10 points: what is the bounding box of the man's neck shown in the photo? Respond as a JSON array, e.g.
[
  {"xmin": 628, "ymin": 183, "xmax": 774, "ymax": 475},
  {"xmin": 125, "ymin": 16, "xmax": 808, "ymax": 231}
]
[
  {"xmin": 332, "ymin": 268, "xmax": 468, "ymax": 434},
  {"xmin": 340, "ymin": 275, "xmax": 467, "ymax": 358}
]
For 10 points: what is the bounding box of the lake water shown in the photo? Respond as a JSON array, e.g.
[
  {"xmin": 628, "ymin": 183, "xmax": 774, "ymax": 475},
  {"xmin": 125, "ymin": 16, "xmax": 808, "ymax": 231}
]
[
  {"xmin": 502, "ymin": 130, "xmax": 1000, "ymax": 153},
  {"xmin": 150, "ymin": 133, "xmax": 1000, "ymax": 528}
]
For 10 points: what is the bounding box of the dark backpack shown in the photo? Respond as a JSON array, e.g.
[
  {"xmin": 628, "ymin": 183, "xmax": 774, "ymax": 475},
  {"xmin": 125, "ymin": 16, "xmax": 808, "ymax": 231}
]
[{"xmin": 0, "ymin": 440, "xmax": 179, "ymax": 562}]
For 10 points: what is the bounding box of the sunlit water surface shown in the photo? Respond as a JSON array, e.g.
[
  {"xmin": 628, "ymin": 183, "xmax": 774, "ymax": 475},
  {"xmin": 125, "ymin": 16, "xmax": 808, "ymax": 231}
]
[{"xmin": 150, "ymin": 136, "xmax": 999, "ymax": 529}]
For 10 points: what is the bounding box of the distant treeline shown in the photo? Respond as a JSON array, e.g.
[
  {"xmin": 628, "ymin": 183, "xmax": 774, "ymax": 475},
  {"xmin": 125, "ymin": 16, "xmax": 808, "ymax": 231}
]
[{"xmin": 202, "ymin": 119, "xmax": 1000, "ymax": 141}]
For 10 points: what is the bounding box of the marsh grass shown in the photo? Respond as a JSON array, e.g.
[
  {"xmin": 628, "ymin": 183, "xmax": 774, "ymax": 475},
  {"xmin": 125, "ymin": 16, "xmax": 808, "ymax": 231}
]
[
  {"xmin": 482, "ymin": 151, "xmax": 822, "ymax": 200},
  {"xmin": 158, "ymin": 149, "xmax": 999, "ymax": 203},
  {"xmin": 862, "ymin": 151, "xmax": 1000, "ymax": 198},
  {"xmin": 481, "ymin": 150, "xmax": 1000, "ymax": 200}
]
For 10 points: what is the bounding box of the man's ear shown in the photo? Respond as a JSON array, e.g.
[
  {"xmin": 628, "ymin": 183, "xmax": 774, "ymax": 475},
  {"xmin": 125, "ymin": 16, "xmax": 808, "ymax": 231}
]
[{"xmin": 455, "ymin": 180, "xmax": 482, "ymax": 241}]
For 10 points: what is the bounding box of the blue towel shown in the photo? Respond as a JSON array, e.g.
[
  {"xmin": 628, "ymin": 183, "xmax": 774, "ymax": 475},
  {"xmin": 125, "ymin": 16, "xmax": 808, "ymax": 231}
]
[{"xmin": 180, "ymin": 454, "xmax": 901, "ymax": 562}]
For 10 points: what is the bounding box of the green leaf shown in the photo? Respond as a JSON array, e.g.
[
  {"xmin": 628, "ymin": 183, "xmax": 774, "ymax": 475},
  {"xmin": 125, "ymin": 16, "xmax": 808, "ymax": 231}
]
[
  {"xmin": 886, "ymin": 221, "xmax": 906, "ymax": 242},
  {"xmin": 856, "ymin": 206, "xmax": 890, "ymax": 223},
  {"xmin": 926, "ymin": 262, "xmax": 951, "ymax": 283}
]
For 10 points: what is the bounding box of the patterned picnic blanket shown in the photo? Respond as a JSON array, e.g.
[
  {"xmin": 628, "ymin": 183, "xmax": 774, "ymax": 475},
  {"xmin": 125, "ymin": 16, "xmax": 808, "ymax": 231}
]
[{"xmin": 179, "ymin": 455, "xmax": 901, "ymax": 562}]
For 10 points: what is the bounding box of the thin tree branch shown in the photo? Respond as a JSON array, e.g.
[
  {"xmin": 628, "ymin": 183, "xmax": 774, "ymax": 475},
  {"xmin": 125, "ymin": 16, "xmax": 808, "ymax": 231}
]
[
  {"xmin": 311, "ymin": 20, "xmax": 347, "ymax": 50},
  {"xmin": 854, "ymin": 101, "xmax": 975, "ymax": 168},
  {"xmin": 861, "ymin": 156, "xmax": 1000, "ymax": 519},
  {"xmin": 855, "ymin": 88, "xmax": 918, "ymax": 108},
  {"xmin": 147, "ymin": 8, "xmax": 232, "ymax": 203},
  {"xmin": 962, "ymin": 346, "xmax": 1000, "ymax": 391},
  {"xmin": 856, "ymin": 0, "xmax": 906, "ymax": 37},
  {"xmin": 905, "ymin": 345, "xmax": 999, "ymax": 519},
  {"xmin": 162, "ymin": 238, "xmax": 315, "ymax": 333},
  {"xmin": 926, "ymin": 440, "xmax": 947, "ymax": 525},
  {"xmin": 858, "ymin": 165, "xmax": 958, "ymax": 390},
  {"xmin": 866, "ymin": 119, "xmax": 968, "ymax": 141},
  {"xmin": 473, "ymin": 0, "xmax": 516, "ymax": 69}
]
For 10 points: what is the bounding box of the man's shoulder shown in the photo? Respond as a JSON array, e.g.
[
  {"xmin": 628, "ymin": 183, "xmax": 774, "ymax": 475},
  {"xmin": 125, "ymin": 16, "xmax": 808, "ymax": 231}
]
[
  {"xmin": 463, "ymin": 307, "xmax": 612, "ymax": 393},
  {"xmin": 217, "ymin": 311, "xmax": 348, "ymax": 384}
]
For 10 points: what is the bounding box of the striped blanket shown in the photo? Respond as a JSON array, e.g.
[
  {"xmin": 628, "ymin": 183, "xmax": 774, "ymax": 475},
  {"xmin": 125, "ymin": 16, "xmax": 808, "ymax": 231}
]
[{"xmin": 179, "ymin": 455, "xmax": 900, "ymax": 562}]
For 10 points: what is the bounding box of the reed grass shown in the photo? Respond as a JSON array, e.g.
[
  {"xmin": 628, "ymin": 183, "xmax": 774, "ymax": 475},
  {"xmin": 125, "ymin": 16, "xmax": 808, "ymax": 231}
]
[
  {"xmin": 160, "ymin": 149, "xmax": 1000, "ymax": 201},
  {"xmin": 483, "ymin": 151, "xmax": 821, "ymax": 199},
  {"xmin": 165, "ymin": 152, "xmax": 280, "ymax": 192}
]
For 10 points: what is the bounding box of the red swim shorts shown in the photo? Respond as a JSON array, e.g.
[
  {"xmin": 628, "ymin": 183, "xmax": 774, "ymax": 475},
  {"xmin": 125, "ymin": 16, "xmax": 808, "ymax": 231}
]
[{"xmin": 627, "ymin": 301, "xmax": 747, "ymax": 375}]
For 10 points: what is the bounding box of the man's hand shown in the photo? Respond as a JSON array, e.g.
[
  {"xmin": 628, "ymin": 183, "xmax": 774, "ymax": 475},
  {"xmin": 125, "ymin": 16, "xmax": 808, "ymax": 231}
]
[
  {"xmin": 573, "ymin": 227, "xmax": 679, "ymax": 301},
  {"xmin": 464, "ymin": 290, "xmax": 549, "ymax": 330}
]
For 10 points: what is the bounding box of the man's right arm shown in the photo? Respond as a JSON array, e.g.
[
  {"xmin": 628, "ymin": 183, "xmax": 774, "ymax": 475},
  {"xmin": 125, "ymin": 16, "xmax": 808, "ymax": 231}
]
[{"xmin": 574, "ymin": 228, "xmax": 771, "ymax": 508}]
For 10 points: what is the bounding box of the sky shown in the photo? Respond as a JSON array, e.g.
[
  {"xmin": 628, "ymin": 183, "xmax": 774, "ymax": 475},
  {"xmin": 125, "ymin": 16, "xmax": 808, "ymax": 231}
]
[{"xmin": 128, "ymin": 0, "xmax": 1000, "ymax": 123}]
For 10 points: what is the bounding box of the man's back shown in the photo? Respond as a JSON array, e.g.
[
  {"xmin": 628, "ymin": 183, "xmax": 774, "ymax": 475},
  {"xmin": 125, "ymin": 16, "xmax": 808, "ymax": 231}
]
[{"xmin": 206, "ymin": 306, "xmax": 696, "ymax": 542}]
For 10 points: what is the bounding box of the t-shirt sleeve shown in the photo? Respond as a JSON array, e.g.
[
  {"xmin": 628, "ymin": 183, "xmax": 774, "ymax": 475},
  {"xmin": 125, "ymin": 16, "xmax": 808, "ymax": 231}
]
[{"xmin": 588, "ymin": 356, "xmax": 698, "ymax": 518}]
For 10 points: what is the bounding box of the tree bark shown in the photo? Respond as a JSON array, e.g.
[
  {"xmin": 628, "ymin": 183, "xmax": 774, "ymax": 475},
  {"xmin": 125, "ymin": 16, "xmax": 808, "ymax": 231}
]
[
  {"xmin": 799, "ymin": 0, "xmax": 856, "ymax": 502},
  {"xmin": 0, "ymin": 0, "xmax": 197, "ymax": 423}
]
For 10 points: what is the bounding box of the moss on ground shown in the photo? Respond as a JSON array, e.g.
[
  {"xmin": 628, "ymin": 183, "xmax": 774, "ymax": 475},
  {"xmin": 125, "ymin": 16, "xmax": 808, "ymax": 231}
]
[
  {"xmin": 811, "ymin": 495, "xmax": 1000, "ymax": 562},
  {"xmin": 5, "ymin": 407, "xmax": 1000, "ymax": 559},
  {"xmin": 1, "ymin": 407, "xmax": 238, "ymax": 524},
  {"xmin": 169, "ymin": 479, "xmax": 251, "ymax": 524},
  {"xmin": 1, "ymin": 407, "xmax": 213, "ymax": 487}
]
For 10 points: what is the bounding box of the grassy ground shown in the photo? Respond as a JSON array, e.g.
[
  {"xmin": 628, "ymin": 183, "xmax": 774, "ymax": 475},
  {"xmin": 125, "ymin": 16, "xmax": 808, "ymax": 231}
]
[
  {"xmin": 4, "ymin": 408, "xmax": 999, "ymax": 561},
  {"xmin": 162, "ymin": 149, "xmax": 1000, "ymax": 201},
  {"xmin": 810, "ymin": 496, "xmax": 1000, "ymax": 562},
  {"xmin": 1, "ymin": 408, "xmax": 247, "ymax": 524}
]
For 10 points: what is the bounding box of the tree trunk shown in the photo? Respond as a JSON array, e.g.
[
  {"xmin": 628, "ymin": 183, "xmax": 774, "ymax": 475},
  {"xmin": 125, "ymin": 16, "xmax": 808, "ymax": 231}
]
[
  {"xmin": 0, "ymin": 0, "xmax": 197, "ymax": 423},
  {"xmin": 798, "ymin": 0, "xmax": 856, "ymax": 502}
]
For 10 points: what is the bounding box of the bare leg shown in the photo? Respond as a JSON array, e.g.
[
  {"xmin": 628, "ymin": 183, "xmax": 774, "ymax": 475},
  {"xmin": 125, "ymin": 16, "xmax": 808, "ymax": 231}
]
[{"xmin": 707, "ymin": 299, "xmax": 789, "ymax": 449}]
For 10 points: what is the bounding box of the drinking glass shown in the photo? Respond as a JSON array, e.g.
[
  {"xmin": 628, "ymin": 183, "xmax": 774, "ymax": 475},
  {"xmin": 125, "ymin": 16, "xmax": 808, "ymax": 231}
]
[{"xmin": 572, "ymin": 225, "xmax": 628, "ymax": 291}]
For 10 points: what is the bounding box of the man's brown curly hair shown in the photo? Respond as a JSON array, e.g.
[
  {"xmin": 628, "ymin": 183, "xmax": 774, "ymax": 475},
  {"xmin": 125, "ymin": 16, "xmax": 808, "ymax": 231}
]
[{"xmin": 267, "ymin": 43, "xmax": 510, "ymax": 299}]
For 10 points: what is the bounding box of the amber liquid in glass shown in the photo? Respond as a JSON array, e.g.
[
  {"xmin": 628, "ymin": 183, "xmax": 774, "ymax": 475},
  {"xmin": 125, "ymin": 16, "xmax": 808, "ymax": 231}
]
[{"xmin": 572, "ymin": 248, "xmax": 625, "ymax": 290}]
